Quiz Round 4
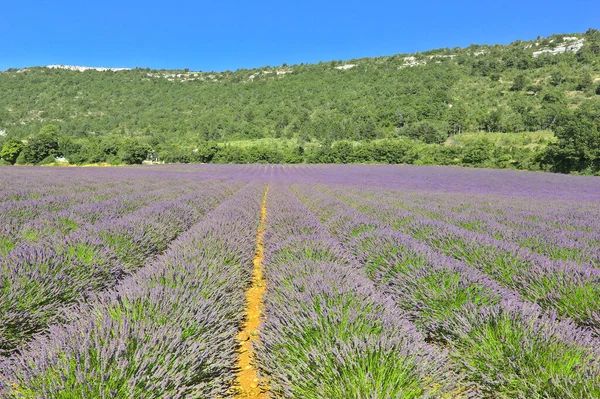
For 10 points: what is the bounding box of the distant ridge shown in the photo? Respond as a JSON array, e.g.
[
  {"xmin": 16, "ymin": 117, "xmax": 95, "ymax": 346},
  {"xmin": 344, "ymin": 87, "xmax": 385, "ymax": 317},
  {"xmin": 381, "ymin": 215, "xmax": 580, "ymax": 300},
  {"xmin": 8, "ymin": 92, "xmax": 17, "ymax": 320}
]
[
  {"xmin": 36, "ymin": 36, "xmax": 586, "ymax": 74},
  {"xmin": 46, "ymin": 65, "xmax": 131, "ymax": 72}
]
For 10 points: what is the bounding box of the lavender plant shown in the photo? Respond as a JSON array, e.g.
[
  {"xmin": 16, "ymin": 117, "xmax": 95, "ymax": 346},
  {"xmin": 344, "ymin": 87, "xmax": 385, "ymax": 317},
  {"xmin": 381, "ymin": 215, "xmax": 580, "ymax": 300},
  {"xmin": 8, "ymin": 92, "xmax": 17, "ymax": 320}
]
[
  {"xmin": 0, "ymin": 164, "xmax": 599, "ymax": 398},
  {"xmin": 0, "ymin": 183, "xmax": 264, "ymax": 398},
  {"xmin": 0, "ymin": 182, "xmax": 240, "ymax": 355},
  {"xmin": 320, "ymin": 185, "xmax": 600, "ymax": 335},
  {"xmin": 292, "ymin": 183, "xmax": 600, "ymax": 397},
  {"xmin": 256, "ymin": 185, "xmax": 454, "ymax": 398}
]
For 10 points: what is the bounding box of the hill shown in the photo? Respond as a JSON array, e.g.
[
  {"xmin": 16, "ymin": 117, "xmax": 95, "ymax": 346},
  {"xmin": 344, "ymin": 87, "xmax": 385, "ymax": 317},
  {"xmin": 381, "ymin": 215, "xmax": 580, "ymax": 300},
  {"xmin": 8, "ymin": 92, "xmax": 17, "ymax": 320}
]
[{"xmin": 1, "ymin": 29, "xmax": 599, "ymax": 173}]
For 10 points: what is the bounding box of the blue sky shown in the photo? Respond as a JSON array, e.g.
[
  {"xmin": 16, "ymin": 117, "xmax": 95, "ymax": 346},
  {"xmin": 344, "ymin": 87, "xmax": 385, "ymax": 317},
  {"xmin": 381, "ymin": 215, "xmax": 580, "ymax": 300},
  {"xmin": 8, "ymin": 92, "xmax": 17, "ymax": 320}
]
[{"xmin": 1, "ymin": 0, "xmax": 598, "ymax": 72}]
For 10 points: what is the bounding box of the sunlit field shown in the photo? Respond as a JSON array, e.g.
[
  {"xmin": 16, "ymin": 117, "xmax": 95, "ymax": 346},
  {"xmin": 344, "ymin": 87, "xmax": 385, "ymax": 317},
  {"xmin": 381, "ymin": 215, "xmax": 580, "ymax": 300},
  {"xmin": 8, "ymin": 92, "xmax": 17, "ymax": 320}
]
[{"xmin": 1, "ymin": 164, "xmax": 600, "ymax": 398}]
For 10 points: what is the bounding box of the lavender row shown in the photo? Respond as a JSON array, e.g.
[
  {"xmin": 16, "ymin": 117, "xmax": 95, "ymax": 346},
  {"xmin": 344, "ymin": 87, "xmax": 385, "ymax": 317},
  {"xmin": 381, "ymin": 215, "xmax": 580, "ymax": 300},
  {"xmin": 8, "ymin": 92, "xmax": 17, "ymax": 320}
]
[
  {"xmin": 0, "ymin": 183, "xmax": 212, "ymax": 255},
  {"xmin": 0, "ymin": 178, "xmax": 200, "ymax": 255},
  {"xmin": 0, "ymin": 181, "xmax": 241, "ymax": 355},
  {"xmin": 256, "ymin": 185, "xmax": 453, "ymax": 398},
  {"xmin": 0, "ymin": 174, "xmax": 206, "ymax": 226},
  {"xmin": 0, "ymin": 180, "xmax": 163, "ymax": 224},
  {"xmin": 0, "ymin": 190, "xmax": 125, "ymax": 223},
  {"xmin": 0, "ymin": 171, "xmax": 137, "ymax": 203},
  {"xmin": 1, "ymin": 186, "xmax": 191, "ymax": 254},
  {"xmin": 361, "ymin": 185, "xmax": 600, "ymax": 235},
  {"xmin": 292, "ymin": 184, "xmax": 600, "ymax": 398},
  {"xmin": 0, "ymin": 164, "xmax": 244, "ymax": 224},
  {"xmin": 0, "ymin": 182, "xmax": 265, "ymax": 398},
  {"xmin": 5, "ymin": 178, "xmax": 224, "ymax": 251},
  {"xmin": 319, "ymin": 185, "xmax": 600, "ymax": 335},
  {"xmin": 3, "ymin": 164, "xmax": 600, "ymax": 201},
  {"xmin": 342, "ymin": 185, "xmax": 600, "ymax": 265}
]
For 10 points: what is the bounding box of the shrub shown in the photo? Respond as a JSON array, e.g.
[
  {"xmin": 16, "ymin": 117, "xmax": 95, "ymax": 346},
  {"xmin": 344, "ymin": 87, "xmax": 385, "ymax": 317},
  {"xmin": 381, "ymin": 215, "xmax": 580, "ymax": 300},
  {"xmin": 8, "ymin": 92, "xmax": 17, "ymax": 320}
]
[
  {"xmin": 401, "ymin": 121, "xmax": 448, "ymax": 144},
  {"xmin": 0, "ymin": 139, "xmax": 24, "ymax": 164},
  {"xmin": 15, "ymin": 151, "xmax": 29, "ymax": 165},
  {"xmin": 38, "ymin": 155, "xmax": 57, "ymax": 165}
]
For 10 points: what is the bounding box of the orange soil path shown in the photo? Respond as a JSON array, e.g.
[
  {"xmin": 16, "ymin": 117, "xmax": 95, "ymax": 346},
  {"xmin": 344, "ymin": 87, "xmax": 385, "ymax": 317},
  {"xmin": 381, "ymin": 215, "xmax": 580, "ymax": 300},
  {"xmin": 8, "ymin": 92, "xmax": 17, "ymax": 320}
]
[{"xmin": 233, "ymin": 186, "xmax": 270, "ymax": 398}]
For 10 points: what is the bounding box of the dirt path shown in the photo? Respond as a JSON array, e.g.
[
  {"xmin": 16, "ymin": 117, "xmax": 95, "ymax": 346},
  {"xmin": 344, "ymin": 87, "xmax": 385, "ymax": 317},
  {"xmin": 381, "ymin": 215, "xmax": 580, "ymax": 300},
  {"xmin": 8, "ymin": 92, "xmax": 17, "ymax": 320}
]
[{"xmin": 233, "ymin": 186, "xmax": 269, "ymax": 398}]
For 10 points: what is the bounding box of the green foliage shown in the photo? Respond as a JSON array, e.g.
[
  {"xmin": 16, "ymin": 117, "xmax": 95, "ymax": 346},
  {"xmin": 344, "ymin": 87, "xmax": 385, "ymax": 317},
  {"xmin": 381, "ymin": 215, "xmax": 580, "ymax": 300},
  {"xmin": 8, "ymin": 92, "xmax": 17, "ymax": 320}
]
[
  {"xmin": 0, "ymin": 31, "xmax": 598, "ymax": 172},
  {"xmin": 451, "ymin": 309, "xmax": 600, "ymax": 398},
  {"xmin": 19, "ymin": 124, "xmax": 60, "ymax": 164},
  {"xmin": 462, "ymin": 138, "xmax": 495, "ymax": 166},
  {"xmin": 118, "ymin": 139, "xmax": 148, "ymax": 165},
  {"xmin": 540, "ymin": 100, "xmax": 600, "ymax": 173},
  {"xmin": 511, "ymin": 74, "xmax": 528, "ymax": 91},
  {"xmin": 277, "ymin": 297, "xmax": 427, "ymax": 399},
  {"xmin": 577, "ymin": 73, "xmax": 594, "ymax": 92},
  {"xmin": 15, "ymin": 150, "xmax": 28, "ymax": 165},
  {"xmin": 160, "ymin": 148, "xmax": 193, "ymax": 163},
  {"xmin": 0, "ymin": 138, "xmax": 24, "ymax": 164},
  {"xmin": 58, "ymin": 138, "xmax": 82, "ymax": 159},
  {"xmin": 194, "ymin": 142, "xmax": 218, "ymax": 163},
  {"xmin": 38, "ymin": 124, "xmax": 59, "ymax": 137},
  {"xmin": 38, "ymin": 154, "xmax": 57, "ymax": 165},
  {"xmin": 401, "ymin": 120, "xmax": 448, "ymax": 144},
  {"xmin": 550, "ymin": 71, "xmax": 564, "ymax": 86}
]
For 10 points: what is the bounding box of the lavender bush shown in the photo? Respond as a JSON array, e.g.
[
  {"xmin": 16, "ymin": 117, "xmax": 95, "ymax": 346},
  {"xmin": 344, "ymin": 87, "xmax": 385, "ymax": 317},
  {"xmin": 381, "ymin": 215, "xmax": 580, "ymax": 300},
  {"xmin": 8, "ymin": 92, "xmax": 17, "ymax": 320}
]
[
  {"xmin": 318, "ymin": 185, "xmax": 600, "ymax": 335},
  {"xmin": 0, "ymin": 181, "xmax": 240, "ymax": 355},
  {"xmin": 0, "ymin": 183, "xmax": 264, "ymax": 398},
  {"xmin": 0, "ymin": 164, "xmax": 599, "ymax": 398},
  {"xmin": 257, "ymin": 185, "xmax": 454, "ymax": 398},
  {"xmin": 292, "ymin": 183, "xmax": 600, "ymax": 397}
]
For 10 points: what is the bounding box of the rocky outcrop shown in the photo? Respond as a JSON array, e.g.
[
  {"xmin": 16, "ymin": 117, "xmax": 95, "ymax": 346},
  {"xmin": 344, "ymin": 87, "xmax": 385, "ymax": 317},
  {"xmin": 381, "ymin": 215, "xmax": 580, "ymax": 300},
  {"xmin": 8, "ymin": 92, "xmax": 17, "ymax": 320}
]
[
  {"xmin": 533, "ymin": 38, "xmax": 585, "ymax": 57},
  {"xmin": 46, "ymin": 65, "xmax": 131, "ymax": 72}
]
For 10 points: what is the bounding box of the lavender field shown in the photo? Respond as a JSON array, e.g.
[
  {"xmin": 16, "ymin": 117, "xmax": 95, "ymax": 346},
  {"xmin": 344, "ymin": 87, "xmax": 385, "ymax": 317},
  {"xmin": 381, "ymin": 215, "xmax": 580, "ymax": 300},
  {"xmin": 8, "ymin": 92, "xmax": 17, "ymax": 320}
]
[{"xmin": 1, "ymin": 164, "xmax": 600, "ymax": 398}]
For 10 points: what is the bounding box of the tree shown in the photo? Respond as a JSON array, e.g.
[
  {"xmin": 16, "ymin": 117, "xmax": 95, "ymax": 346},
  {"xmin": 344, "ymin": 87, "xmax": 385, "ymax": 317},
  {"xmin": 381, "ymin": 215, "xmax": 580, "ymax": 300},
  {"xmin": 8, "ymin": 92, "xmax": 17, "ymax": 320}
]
[
  {"xmin": 402, "ymin": 121, "xmax": 448, "ymax": 144},
  {"xmin": 585, "ymin": 28, "xmax": 600, "ymax": 41},
  {"xmin": 550, "ymin": 71, "xmax": 564, "ymax": 87},
  {"xmin": 194, "ymin": 142, "xmax": 219, "ymax": 163},
  {"xmin": 119, "ymin": 139, "xmax": 148, "ymax": 164},
  {"xmin": 446, "ymin": 102, "xmax": 469, "ymax": 134},
  {"xmin": 540, "ymin": 102, "xmax": 600, "ymax": 173},
  {"xmin": 462, "ymin": 138, "xmax": 495, "ymax": 166},
  {"xmin": 511, "ymin": 74, "xmax": 527, "ymax": 91},
  {"xmin": 357, "ymin": 118, "xmax": 377, "ymax": 141},
  {"xmin": 58, "ymin": 138, "xmax": 82, "ymax": 160},
  {"xmin": 20, "ymin": 124, "xmax": 60, "ymax": 164},
  {"xmin": 578, "ymin": 73, "xmax": 594, "ymax": 92},
  {"xmin": 39, "ymin": 124, "xmax": 59, "ymax": 137},
  {"xmin": 329, "ymin": 141, "xmax": 354, "ymax": 163},
  {"xmin": 0, "ymin": 139, "xmax": 24, "ymax": 164},
  {"xmin": 481, "ymin": 109, "xmax": 503, "ymax": 132},
  {"xmin": 161, "ymin": 148, "xmax": 193, "ymax": 163}
]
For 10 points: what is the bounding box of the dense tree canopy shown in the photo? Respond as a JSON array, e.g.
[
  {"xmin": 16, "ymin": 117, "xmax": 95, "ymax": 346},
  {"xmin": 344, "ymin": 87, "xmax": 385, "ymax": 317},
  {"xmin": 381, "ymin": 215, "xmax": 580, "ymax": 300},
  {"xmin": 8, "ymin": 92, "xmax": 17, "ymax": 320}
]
[
  {"xmin": 0, "ymin": 30, "xmax": 599, "ymax": 173},
  {"xmin": 541, "ymin": 101, "xmax": 600, "ymax": 173},
  {"xmin": 0, "ymin": 139, "xmax": 23, "ymax": 164}
]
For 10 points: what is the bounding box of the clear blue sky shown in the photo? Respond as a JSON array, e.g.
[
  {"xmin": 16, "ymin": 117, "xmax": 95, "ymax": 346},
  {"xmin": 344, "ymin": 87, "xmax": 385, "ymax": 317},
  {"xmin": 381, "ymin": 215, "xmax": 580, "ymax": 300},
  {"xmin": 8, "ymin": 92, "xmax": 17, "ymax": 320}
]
[{"xmin": 1, "ymin": 0, "xmax": 598, "ymax": 72}]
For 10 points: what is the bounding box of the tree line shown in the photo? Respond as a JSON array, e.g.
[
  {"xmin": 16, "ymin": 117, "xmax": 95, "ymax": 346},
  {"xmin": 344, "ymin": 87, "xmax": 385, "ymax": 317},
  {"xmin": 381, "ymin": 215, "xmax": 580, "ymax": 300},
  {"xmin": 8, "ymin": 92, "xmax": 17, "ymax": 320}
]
[{"xmin": 0, "ymin": 123, "xmax": 553, "ymax": 172}]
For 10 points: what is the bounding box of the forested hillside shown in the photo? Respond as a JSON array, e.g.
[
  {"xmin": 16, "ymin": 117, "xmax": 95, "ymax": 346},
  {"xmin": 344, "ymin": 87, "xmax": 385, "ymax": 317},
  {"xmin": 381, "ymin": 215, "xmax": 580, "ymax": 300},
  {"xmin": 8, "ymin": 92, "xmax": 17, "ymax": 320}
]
[{"xmin": 1, "ymin": 29, "xmax": 599, "ymax": 173}]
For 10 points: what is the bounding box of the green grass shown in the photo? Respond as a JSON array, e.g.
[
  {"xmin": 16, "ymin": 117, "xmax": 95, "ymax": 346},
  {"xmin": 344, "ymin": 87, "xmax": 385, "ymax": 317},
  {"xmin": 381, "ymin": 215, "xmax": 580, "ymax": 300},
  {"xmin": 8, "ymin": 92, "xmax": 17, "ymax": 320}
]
[{"xmin": 445, "ymin": 130, "xmax": 556, "ymax": 148}]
